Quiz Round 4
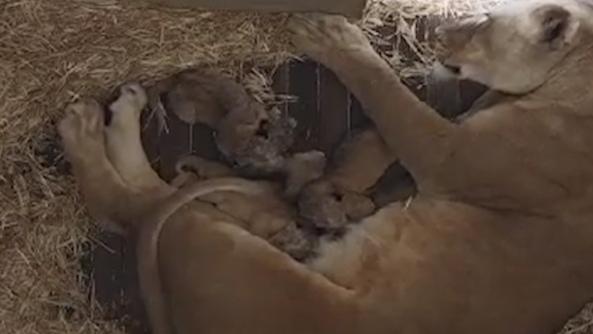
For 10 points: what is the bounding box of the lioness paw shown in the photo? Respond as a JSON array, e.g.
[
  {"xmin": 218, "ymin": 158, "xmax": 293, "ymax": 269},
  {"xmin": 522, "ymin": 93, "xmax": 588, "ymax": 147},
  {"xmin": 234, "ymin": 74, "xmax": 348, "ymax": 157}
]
[
  {"xmin": 109, "ymin": 82, "xmax": 148, "ymax": 119},
  {"xmin": 288, "ymin": 14, "xmax": 372, "ymax": 62},
  {"xmin": 59, "ymin": 99, "xmax": 105, "ymax": 157},
  {"xmin": 175, "ymin": 156, "xmax": 235, "ymax": 180}
]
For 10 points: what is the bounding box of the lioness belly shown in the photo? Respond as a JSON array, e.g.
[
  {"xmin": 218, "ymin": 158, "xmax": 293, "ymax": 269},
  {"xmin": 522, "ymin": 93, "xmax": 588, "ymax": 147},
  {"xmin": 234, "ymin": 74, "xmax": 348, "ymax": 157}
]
[{"xmin": 311, "ymin": 198, "xmax": 592, "ymax": 334}]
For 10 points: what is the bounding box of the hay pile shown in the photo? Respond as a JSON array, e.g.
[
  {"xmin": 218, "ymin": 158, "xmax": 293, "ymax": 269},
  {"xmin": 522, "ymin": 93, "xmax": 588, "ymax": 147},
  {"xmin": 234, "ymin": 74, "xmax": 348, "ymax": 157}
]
[
  {"xmin": 0, "ymin": 0, "xmax": 591, "ymax": 333},
  {"xmin": 0, "ymin": 1, "xmax": 290, "ymax": 332}
]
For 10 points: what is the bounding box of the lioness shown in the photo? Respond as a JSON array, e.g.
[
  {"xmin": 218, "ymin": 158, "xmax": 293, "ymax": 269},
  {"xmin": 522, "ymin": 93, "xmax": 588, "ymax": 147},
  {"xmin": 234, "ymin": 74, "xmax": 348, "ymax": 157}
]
[{"xmin": 59, "ymin": 1, "xmax": 593, "ymax": 333}]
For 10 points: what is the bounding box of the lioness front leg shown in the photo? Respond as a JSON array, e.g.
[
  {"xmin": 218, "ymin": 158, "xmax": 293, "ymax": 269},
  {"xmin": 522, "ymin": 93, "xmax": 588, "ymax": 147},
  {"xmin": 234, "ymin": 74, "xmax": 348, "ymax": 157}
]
[
  {"xmin": 59, "ymin": 100, "xmax": 154, "ymax": 233},
  {"xmin": 105, "ymin": 83, "xmax": 172, "ymax": 193},
  {"xmin": 289, "ymin": 15, "xmax": 457, "ymax": 189}
]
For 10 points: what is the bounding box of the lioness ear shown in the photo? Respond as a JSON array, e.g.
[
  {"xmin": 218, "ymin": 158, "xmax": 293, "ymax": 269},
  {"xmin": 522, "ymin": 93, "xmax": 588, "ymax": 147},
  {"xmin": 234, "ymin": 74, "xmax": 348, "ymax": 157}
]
[
  {"xmin": 436, "ymin": 14, "xmax": 491, "ymax": 49},
  {"xmin": 533, "ymin": 5, "xmax": 579, "ymax": 50}
]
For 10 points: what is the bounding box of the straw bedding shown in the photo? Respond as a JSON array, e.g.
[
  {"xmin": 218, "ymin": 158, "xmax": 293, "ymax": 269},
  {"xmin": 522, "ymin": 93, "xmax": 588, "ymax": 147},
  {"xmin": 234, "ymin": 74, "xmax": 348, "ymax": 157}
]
[{"xmin": 0, "ymin": 0, "xmax": 591, "ymax": 333}]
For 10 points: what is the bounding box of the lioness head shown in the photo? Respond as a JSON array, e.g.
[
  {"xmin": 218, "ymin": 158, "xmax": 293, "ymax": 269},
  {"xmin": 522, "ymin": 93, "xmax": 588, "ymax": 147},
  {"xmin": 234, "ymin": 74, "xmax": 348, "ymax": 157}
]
[{"xmin": 435, "ymin": 0, "xmax": 593, "ymax": 94}]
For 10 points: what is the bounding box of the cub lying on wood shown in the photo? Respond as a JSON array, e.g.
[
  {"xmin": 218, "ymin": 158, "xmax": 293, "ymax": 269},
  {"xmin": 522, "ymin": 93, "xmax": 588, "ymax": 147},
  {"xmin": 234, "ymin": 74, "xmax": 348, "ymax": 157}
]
[{"xmin": 59, "ymin": 0, "xmax": 593, "ymax": 333}]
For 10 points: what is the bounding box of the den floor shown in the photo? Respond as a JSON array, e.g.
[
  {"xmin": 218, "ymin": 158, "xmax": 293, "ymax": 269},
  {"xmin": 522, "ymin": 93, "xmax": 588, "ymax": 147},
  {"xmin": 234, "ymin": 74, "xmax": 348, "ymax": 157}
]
[{"xmin": 83, "ymin": 60, "xmax": 486, "ymax": 334}]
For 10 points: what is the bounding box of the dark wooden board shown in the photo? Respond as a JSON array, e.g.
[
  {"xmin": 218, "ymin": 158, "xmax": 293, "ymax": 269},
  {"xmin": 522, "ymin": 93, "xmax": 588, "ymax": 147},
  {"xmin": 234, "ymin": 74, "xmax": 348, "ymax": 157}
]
[
  {"xmin": 318, "ymin": 65, "xmax": 350, "ymax": 154},
  {"xmin": 287, "ymin": 61, "xmax": 321, "ymax": 152}
]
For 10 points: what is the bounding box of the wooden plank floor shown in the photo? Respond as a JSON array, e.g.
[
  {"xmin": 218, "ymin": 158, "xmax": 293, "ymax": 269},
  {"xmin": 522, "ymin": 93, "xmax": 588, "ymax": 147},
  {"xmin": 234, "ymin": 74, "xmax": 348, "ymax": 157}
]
[{"xmin": 85, "ymin": 59, "xmax": 487, "ymax": 334}]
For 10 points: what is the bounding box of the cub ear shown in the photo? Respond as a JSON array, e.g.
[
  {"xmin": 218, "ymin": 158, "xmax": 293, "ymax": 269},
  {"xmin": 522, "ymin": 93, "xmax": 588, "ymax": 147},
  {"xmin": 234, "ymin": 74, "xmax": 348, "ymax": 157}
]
[
  {"xmin": 533, "ymin": 4, "xmax": 580, "ymax": 50},
  {"xmin": 436, "ymin": 14, "xmax": 491, "ymax": 49}
]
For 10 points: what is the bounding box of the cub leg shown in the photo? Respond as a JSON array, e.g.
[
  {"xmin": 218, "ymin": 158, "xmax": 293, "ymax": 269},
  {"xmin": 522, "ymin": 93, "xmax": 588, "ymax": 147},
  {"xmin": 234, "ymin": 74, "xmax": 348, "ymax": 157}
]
[
  {"xmin": 328, "ymin": 127, "xmax": 396, "ymax": 193},
  {"xmin": 170, "ymin": 155, "xmax": 236, "ymax": 187}
]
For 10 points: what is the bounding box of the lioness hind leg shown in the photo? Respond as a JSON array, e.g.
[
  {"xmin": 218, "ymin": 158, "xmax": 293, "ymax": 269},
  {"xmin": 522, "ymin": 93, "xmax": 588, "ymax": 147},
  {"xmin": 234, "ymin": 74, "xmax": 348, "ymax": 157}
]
[
  {"xmin": 158, "ymin": 213, "xmax": 359, "ymax": 334},
  {"xmin": 59, "ymin": 100, "xmax": 153, "ymax": 234},
  {"xmin": 105, "ymin": 83, "xmax": 171, "ymax": 192}
]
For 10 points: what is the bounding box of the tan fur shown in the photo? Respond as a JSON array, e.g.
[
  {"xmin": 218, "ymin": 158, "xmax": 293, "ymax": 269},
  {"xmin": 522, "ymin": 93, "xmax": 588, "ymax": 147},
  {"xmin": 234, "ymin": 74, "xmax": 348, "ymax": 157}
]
[
  {"xmin": 136, "ymin": 177, "xmax": 271, "ymax": 334},
  {"xmin": 60, "ymin": 85, "xmax": 318, "ymax": 334},
  {"xmin": 299, "ymin": 127, "xmax": 396, "ymax": 230},
  {"xmin": 290, "ymin": 1, "xmax": 593, "ymax": 332},
  {"xmin": 171, "ymin": 156, "xmax": 291, "ymax": 238},
  {"xmin": 60, "ymin": 1, "xmax": 593, "ymax": 333},
  {"xmin": 149, "ymin": 69, "xmax": 326, "ymax": 191},
  {"xmin": 171, "ymin": 155, "xmax": 314, "ymax": 259},
  {"xmin": 148, "ymin": 68, "xmax": 297, "ymax": 174}
]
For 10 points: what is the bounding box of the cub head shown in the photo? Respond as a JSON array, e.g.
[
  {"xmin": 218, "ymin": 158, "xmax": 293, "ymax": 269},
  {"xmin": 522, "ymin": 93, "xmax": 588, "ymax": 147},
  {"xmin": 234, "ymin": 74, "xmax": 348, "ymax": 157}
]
[{"xmin": 435, "ymin": 0, "xmax": 593, "ymax": 94}]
